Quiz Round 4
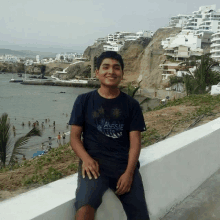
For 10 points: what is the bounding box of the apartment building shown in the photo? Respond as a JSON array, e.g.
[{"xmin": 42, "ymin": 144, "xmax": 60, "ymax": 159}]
[
  {"xmin": 182, "ymin": 4, "xmax": 220, "ymax": 35},
  {"xmin": 164, "ymin": 45, "xmax": 203, "ymax": 61},
  {"xmin": 107, "ymin": 32, "xmax": 120, "ymax": 44},
  {"xmin": 159, "ymin": 62, "xmax": 183, "ymax": 80},
  {"xmin": 94, "ymin": 37, "xmax": 107, "ymax": 44},
  {"xmin": 169, "ymin": 14, "xmax": 192, "ymax": 28},
  {"xmin": 103, "ymin": 44, "xmax": 123, "ymax": 52},
  {"xmin": 210, "ymin": 32, "xmax": 220, "ymax": 61},
  {"xmin": 162, "ymin": 30, "xmax": 202, "ymax": 50}
]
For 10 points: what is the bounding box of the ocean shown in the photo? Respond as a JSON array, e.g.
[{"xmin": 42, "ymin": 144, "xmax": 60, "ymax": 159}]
[{"xmin": 0, "ymin": 73, "xmax": 94, "ymax": 164}]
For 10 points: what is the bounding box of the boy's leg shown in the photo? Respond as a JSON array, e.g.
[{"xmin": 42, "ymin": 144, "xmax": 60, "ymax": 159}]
[
  {"xmin": 75, "ymin": 204, "xmax": 95, "ymax": 220},
  {"xmin": 74, "ymin": 159, "xmax": 110, "ymax": 219},
  {"xmin": 110, "ymin": 167, "xmax": 150, "ymax": 220}
]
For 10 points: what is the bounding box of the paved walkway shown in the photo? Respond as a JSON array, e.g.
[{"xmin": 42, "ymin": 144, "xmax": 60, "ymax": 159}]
[
  {"xmin": 139, "ymin": 88, "xmax": 186, "ymax": 100},
  {"xmin": 160, "ymin": 167, "xmax": 220, "ymax": 220}
]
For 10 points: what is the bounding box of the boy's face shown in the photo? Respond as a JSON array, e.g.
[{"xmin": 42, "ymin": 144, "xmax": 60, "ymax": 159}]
[{"xmin": 95, "ymin": 58, "xmax": 123, "ymax": 88}]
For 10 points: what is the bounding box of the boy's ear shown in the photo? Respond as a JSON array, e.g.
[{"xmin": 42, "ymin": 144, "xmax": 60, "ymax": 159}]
[{"xmin": 95, "ymin": 69, "xmax": 99, "ymax": 77}]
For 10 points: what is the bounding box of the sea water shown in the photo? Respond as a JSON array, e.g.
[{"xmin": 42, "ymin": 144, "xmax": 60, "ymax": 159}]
[{"xmin": 0, "ymin": 73, "xmax": 94, "ymax": 164}]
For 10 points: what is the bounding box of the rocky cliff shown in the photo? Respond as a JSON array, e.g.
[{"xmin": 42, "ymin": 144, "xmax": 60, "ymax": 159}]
[
  {"xmin": 118, "ymin": 37, "xmax": 151, "ymax": 86},
  {"xmin": 139, "ymin": 27, "xmax": 182, "ymax": 89},
  {"xmin": 57, "ymin": 61, "xmax": 91, "ymax": 80},
  {"xmin": 83, "ymin": 43, "xmax": 106, "ymax": 60},
  {"xmin": 0, "ymin": 63, "xmax": 25, "ymax": 73}
]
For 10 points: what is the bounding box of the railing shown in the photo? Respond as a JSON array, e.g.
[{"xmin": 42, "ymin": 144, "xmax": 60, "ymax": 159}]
[
  {"xmin": 1, "ymin": 118, "xmax": 220, "ymax": 220},
  {"xmin": 211, "ymin": 37, "xmax": 220, "ymax": 42}
]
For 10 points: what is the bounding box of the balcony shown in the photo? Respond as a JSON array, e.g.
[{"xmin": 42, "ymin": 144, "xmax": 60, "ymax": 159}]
[
  {"xmin": 1, "ymin": 119, "xmax": 220, "ymax": 219},
  {"xmin": 211, "ymin": 43, "xmax": 220, "ymax": 48},
  {"xmin": 210, "ymin": 48, "xmax": 220, "ymax": 53},
  {"xmin": 211, "ymin": 37, "xmax": 220, "ymax": 42}
]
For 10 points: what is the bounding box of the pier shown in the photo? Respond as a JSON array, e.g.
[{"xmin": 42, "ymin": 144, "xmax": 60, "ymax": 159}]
[{"xmin": 20, "ymin": 80, "xmax": 101, "ymax": 88}]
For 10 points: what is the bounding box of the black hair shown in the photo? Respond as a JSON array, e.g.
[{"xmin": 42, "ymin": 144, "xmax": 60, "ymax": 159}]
[{"xmin": 96, "ymin": 51, "xmax": 124, "ymax": 70}]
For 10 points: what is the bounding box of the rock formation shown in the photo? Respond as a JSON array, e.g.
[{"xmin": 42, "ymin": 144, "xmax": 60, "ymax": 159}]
[{"xmin": 139, "ymin": 27, "xmax": 182, "ymax": 89}]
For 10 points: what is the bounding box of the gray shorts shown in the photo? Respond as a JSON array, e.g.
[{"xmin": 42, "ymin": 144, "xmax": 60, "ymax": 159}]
[{"xmin": 74, "ymin": 158, "xmax": 150, "ymax": 220}]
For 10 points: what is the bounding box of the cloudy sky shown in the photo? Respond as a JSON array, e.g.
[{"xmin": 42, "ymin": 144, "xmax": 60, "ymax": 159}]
[{"xmin": 0, "ymin": 0, "xmax": 219, "ymax": 53}]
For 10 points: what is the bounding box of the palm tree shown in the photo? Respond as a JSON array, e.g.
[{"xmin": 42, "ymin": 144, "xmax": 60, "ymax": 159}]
[
  {"xmin": 127, "ymin": 80, "xmax": 151, "ymax": 111},
  {"xmin": 0, "ymin": 113, "xmax": 42, "ymax": 168},
  {"xmin": 177, "ymin": 54, "xmax": 220, "ymax": 95}
]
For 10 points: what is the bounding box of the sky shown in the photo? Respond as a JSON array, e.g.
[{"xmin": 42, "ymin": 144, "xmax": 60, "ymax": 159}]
[{"xmin": 0, "ymin": 0, "xmax": 219, "ymax": 53}]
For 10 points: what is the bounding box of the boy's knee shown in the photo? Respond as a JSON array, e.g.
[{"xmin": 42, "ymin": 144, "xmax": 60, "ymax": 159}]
[{"xmin": 75, "ymin": 204, "xmax": 95, "ymax": 220}]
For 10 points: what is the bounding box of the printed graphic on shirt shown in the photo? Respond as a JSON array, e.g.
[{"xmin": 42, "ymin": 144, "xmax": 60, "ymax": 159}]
[
  {"xmin": 92, "ymin": 105, "xmax": 124, "ymax": 139},
  {"xmin": 96, "ymin": 118, "xmax": 124, "ymax": 139},
  {"xmin": 111, "ymin": 107, "xmax": 121, "ymax": 118},
  {"xmin": 92, "ymin": 106, "xmax": 105, "ymax": 118}
]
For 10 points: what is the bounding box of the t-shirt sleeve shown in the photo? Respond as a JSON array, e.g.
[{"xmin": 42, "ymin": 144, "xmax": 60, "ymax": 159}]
[
  {"xmin": 129, "ymin": 100, "xmax": 147, "ymax": 132},
  {"xmin": 68, "ymin": 95, "xmax": 84, "ymax": 126}
]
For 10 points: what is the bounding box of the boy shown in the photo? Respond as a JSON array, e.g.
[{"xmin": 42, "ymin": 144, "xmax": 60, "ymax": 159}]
[{"xmin": 69, "ymin": 51, "xmax": 150, "ymax": 220}]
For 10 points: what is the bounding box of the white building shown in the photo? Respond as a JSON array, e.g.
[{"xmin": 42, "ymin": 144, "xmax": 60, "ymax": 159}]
[
  {"xmin": 25, "ymin": 59, "xmax": 34, "ymax": 66},
  {"xmin": 183, "ymin": 4, "xmax": 220, "ymax": 35},
  {"xmin": 107, "ymin": 32, "xmax": 120, "ymax": 44},
  {"xmin": 169, "ymin": 14, "xmax": 192, "ymax": 28},
  {"xmin": 136, "ymin": 30, "xmax": 153, "ymax": 38},
  {"xmin": 56, "ymin": 54, "xmax": 61, "ymax": 61},
  {"xmin": 36, "ymin": 55, "xmax": 40, "ymax": 63},
  {"xmin": 162, "ymin": 30, "xmax": 202, "ymax": 50},
  {"xmin": 95, "ymin": 37, "xmax": 107, "ymax": 44},
  {"xmin": 210, "ymin": 32, "xmax": 220, "ymax": 61},
  {"xmin": 103, "ymin": 43, "xmax": 123, "ymax": 52},
  {"xmin": 164, "ymin": 45, "xmax": 203, "ymax": 61}
]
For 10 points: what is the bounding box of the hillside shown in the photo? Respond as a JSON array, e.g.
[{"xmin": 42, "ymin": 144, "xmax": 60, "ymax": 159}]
[
  {"xmin": 139, "ymin": 27, "xmax": 182, "ymax": 89},
  {"xmin": 1, "ymin": 93, "xmax": 220, "ymax": 201},
  {"xmin": 118, "ymin": 37, "xmax": 151, "ymax": 87},
  {"xmin": 0, "ymin": 49, "xmax": 57, "ymax": 59}
]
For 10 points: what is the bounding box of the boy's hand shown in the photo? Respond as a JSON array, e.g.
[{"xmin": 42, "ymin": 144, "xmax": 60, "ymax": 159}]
[
  {"xmin": 115, "ymin": 172, "xmax": 134, "ymax": 195},
  {"xmin": 82, "ymin": 158, "xmax": 100, "ymax": 179}
]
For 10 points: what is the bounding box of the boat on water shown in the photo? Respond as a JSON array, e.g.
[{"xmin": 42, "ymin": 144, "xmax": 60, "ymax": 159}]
[
  {"xmin": 9, "ymin": 73, "xmax": 23, "ymax": 82},
  {"xmin": 9, "ymin": 78, "xmax": 23, "ymax": 83}
]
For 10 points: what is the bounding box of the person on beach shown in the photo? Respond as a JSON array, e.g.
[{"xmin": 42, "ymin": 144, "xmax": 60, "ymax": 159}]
[
  {"xmin": 69, "ymin": 51, "xmax": 150, "ymax": 220},
  {"xmin": 62, "ymin": 132, "xmax": 66, "ymax": 145},
  {"xmin": 22, "ymin": 155, "xmax": 26, "ymax": 160},
  {"xmin": 57, "ymin": 132, "xmax": 61, "ymax": 145}
]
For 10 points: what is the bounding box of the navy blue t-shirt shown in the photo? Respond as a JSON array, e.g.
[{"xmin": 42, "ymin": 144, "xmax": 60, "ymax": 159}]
[{"xmin": 68, "ymin": 89, "xmax": 146, "ymax": 170}]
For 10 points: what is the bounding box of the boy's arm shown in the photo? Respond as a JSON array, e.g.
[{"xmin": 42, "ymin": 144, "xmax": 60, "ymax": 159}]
[
  {"xmin": 125, "ymin": 130, "xmax": 142, "ymax": 175},
  {"xmin": 70, "ymin": 125, "xmax": 92, "ymax": 162}
]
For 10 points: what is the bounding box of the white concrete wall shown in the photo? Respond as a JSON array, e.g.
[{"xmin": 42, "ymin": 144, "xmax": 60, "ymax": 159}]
[{"xmin": 1, "ymin": 117, "xmax": 220, "ymax": 220}]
